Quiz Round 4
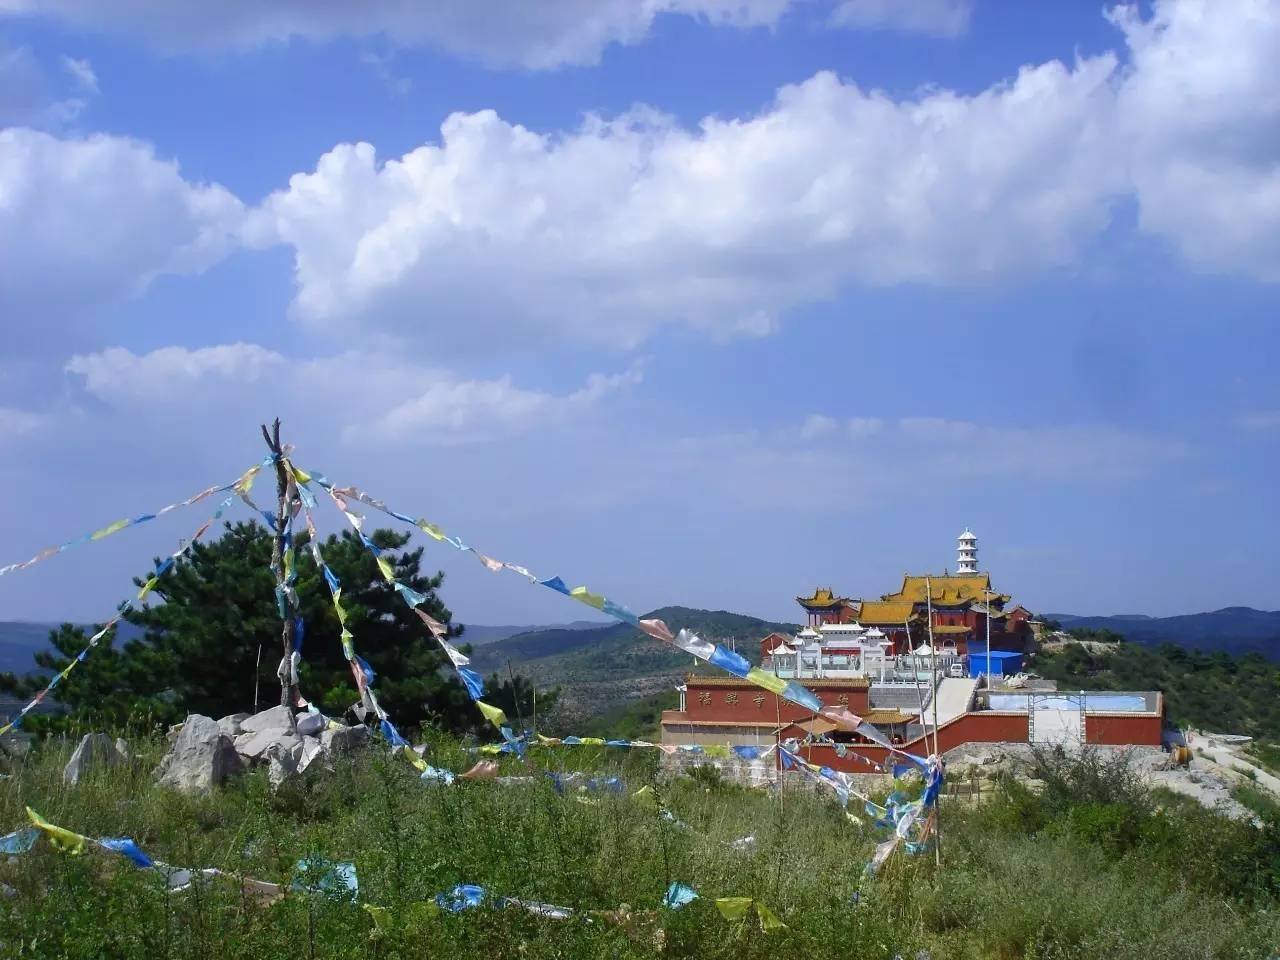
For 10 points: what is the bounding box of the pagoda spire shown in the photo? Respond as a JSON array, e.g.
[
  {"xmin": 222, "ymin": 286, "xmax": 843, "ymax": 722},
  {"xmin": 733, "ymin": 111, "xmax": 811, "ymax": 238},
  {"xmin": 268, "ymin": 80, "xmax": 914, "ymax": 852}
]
[{"xmin": 957, "ymin": 528, "xmax": 978, "ymax": 574}]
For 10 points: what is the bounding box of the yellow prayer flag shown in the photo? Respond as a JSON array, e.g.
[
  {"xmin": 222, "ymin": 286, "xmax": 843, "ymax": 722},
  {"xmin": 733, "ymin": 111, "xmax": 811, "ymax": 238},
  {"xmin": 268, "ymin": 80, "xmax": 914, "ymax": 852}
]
[
  {"xmin": 579, "ymin": 737, "xmax": 605, "ymax": 746},
  {"xmin": 90, "ymin": 519, "xmax": 130, "ymax": 541},
  {"xmin": 400, "ymin": 745, "xmax": 427, "ymax": 772},
  {"xmin": 569, "ymin": 586, "xmax": 605, "ymax": 609},
  {"xmin": 137, "ymin": 576, "xmax": 159, "ymax": 600},
  {"xmin": 756, "ymin": 903, "xmax": 787, "ymax": 932},
  {"xmin": 632, "ymin": 785, "xmax": 659, "ymax": 810},
  {"xmin": 289, "ymin": 463, "xmax": 312, "ymax": 485},
  {"xmin": 476, "ymin": 701, "xmax": 507, "ymax": 728},
  {"xmin": 26, "ymin": 807, "xmax": 89, "ymax": 854},
  {"xmin": 376, "ymin": 556, "xmax": 395, "ymax": 581},
  {"xmin": 714, "ymin": 898, "xmax": 753, "ymax": 922},
  {"xmin": 746, "ymin": 667, "xmax": 788, "ymax": 695},
  {"xmin": 703, "ymin": 744, "xmax": 731, "ymax": 759},
  {"xmin": 417, "ymin": 521, "xmax": 447, "ymax": 542}
]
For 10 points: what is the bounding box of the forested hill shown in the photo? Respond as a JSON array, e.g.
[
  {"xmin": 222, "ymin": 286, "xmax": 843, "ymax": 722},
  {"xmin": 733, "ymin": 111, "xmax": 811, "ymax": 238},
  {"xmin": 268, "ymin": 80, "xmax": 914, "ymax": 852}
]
[
  {"xmin": 468, "ymin": 606, "xmax": 798, "ymax": 719},
  {"xmin": 470, "ymin": 606, "xmax": 797, "ymax": 672},
  {"xmin": 1048, "ymin": 607, "xmax": 1280, "ymax": 661}
]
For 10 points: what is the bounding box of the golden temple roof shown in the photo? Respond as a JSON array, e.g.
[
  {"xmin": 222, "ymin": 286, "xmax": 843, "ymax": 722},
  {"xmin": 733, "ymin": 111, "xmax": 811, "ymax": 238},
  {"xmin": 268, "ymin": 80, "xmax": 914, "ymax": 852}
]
[
  {"xmin": 796, "ymin": 587, "xmax": 852, "ymax": 609},
  {"xmin": 883, "ymin": 574, "xmax": 1009, "ymax": 606},
  {"xmin": 929, "ymin": 624, "xmax": 973, "ymax": 635},
  {"xmin": 861, "ymin": 708, "xmax": 915, "ymax": 725},
  {"xmin": 852, "ymin": 600, "xmax": 917, "ymax": 624}
]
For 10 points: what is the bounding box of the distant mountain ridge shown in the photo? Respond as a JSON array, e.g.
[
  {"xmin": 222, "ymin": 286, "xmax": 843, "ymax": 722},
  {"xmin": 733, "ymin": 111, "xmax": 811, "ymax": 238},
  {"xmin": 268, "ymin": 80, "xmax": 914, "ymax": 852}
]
[
  {"xmin": 457, "ymin": 620, "xmax": 604, "ymax": 646},
  {"xmin": 470, "ymin": 605, "xmax": 800, "ymax": 717},
  {"xmin": 0, "ymin": 620, "xmax": 144, "ymax": 676},
  {"xmin": 1047, "ymin": 607, "xmax": 1280, "ymax": 660}
]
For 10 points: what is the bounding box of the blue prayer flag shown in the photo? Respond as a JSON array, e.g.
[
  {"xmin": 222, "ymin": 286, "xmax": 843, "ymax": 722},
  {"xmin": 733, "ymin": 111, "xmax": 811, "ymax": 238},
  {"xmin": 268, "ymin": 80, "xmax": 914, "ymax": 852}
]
[
  {"xmin": 457, "ymin": 667, "xmax": 484, "ymax": 700},
  {"xmin": 707, "ymin": 645, "xmax": 751, "ymax": 678}
]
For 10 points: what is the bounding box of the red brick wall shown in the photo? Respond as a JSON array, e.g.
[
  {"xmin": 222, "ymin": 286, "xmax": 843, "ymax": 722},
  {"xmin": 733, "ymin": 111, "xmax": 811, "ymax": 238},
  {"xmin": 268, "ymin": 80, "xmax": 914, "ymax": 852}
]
[
  {"xmin": 1085, "ymin": 714, "xmax": 1162, "ymax": 747},
  {"xmin": 789, "ymin": 712, "xmax": 1031, "ymax": 774},
  {"xmin": 684, "ymin": 681, "xmax": 869, "ymax": 723}
]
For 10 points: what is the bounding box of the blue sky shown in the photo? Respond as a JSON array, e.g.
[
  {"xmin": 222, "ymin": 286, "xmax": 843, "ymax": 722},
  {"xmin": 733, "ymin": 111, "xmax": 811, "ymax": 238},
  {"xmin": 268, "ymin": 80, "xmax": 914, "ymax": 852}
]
[{"xmin": 0, "ymin": 0, "xmax": 1277, "ymax": 630}]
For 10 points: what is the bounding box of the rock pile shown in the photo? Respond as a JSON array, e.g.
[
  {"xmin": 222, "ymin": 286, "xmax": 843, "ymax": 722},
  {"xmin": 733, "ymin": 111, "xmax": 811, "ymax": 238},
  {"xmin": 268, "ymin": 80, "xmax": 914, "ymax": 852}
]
[
  {"xmin": 152, "ymin": 706, "xmax": 372, "ymax": 795},
  {"xmin": 63, "ymin": 732, "xmax": 129, "ymax": 785}
]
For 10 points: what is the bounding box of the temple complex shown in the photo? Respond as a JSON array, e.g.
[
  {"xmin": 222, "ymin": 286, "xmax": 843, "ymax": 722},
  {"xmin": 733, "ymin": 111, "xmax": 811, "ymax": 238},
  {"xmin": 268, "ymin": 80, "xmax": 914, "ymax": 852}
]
[{"xmin": 660, "ymin": 529, "xmax": 1165, "ymax": 771}]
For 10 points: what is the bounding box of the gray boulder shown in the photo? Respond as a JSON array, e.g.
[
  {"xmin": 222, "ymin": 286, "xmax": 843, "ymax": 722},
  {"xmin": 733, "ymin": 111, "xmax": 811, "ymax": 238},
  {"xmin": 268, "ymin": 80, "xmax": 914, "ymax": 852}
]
[
  {"xmin": 240, "ymin": 705, "xmax": 294, "ymax": 735},
  {"xmin": 297, "ymin": 736, "xmax": 325, "ymax": 774},
  {"xmin": 295, "ymin": 712, "xmax": 326, "ymax": 737},
  {"xmin": 64, "ymin": 732, "xmax": 126, "ymax": 785},
  {"xmin": 114, "ymin": 737, "xmax": 133, "ymax": 762},
  {"xmin": 234, "ymin": 728, "xmax": 301, "ymax": 762},
  {"xmin": 321, "ymin": 723, "xmax": 372, "ymax": 757},
  {"xmin": 156, "ymin": 714, "xmax": 244, "ymax": 795},
  {"xmin": 217, "ymin": 713, "xmax": 250, "ymax": 738},
  {"xmin": 265, "ymin": 739, "xmax": 303, "ymax": 788}
]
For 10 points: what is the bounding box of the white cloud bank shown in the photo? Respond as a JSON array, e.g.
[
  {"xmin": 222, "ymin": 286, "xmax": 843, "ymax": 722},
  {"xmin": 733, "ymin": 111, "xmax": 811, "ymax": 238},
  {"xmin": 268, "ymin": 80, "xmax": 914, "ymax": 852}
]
[
  {"xmin": 246, "ymin": 58, "xmax": 1123, "ymax": 348},
  {"xmin": 239, "ymin": 0, "xmax": 1280, "ymax": 353},
  {"xmin": 2, "ymin": 0, "xmax": 1277, "ymax": 361},
  {"xmin": 65, "ymin": 344, "xmax": 643, "ymax": 446},
  {"xmin": 0, "ymin": 0, "xmax": 795, "ymax": 69},
  {"xmin": 0, "ymin": 129, "xmax": 242, "ymax": 349}
]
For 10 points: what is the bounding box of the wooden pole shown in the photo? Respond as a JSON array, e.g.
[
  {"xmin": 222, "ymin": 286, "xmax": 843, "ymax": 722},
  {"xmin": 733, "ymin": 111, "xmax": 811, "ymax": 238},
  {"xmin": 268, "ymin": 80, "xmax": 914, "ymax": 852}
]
[
  {"xmin": 926, "ymin": 576, "xmax": 942, "ymax": 866},
  {"xmin": 260, "ymin": 419, "xmax": 298, "ymax": 722},
  {"xmin": 506, "ymin": 658, "xmax": 525, "ymax": 733}
]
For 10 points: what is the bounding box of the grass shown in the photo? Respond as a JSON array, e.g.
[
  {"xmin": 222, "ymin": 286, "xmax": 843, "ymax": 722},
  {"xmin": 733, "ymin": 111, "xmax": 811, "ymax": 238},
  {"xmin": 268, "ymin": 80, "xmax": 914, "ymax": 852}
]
[
  {"xmin": 2, "ymin": 736, "xmax": 1279, "ymax": 959},
  {"xmin": 1246, "ymin": 741, "xmax": 1280, "ymax": 777}
]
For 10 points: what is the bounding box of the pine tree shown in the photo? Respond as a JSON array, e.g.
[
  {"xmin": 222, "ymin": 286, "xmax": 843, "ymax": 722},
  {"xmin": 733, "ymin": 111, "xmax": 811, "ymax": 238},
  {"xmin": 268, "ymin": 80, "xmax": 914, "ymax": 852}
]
[{"xmin": 2, "ymin": 521, "xmax": 507, "ymax": 734}]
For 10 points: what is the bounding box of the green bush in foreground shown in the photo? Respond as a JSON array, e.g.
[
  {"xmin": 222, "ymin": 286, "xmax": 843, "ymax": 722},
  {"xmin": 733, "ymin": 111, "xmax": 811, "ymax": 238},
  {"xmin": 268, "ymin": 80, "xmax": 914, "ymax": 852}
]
[{"xmin": 1, "ymin": 739, "xmax": 1278, "ymax": 959}]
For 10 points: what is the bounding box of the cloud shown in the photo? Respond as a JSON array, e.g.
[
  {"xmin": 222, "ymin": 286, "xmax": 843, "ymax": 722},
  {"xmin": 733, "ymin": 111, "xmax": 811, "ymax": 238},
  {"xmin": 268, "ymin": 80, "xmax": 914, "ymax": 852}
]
[
  {"xmin": 363, "ymin": 361, "xmax": 643, "ymax": 443},
  {"xmin": 664, "ymin": 414, "xmax": 1190, "ymax": 510},
  {"xmin": 0, "ymin": 0, "xmax": 794, "ymax": 69},
  {"xmin": 5, "ymin": 0, "xmax": 1279, "ymax": 374},
  {"xmin": 65, "ymin": 343, "xmax": 286, "ymax": 402},
  {"xmin": 246, "ymin": 58, "xmax": 1123, "ymax": 352},
  {"xmin": 0, "ymin": 406, "xmax": 43, "ymax": 443},
  {"xmin": 0, "ymin": 128, "xmax": 243, "ymax": 352},
  {"xmin": 65, "ymin": 343, "xmax": 643, "ymax": 446},
  {"xmin": 0, "ymin": 40, "xmax": 92, "ymax": 126},
  {"xmin": 1235, "ymin": 410, "xmax": 1280, "ymax": 431},
  {"xmin": 829, "ymin": 0, "xmax": 971, "ymax": 37},
  {"xmin": 1112, "ymin": 0, "xmax": 1280, "ymax": 281},
  {"xmin": 59, "ymin": 54, "xmax": 97, "ymax": 92}
]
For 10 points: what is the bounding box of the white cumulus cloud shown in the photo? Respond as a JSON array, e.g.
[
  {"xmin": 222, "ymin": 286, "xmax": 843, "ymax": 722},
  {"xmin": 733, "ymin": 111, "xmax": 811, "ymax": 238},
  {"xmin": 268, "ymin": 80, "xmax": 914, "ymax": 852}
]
[
  {"xmin": 0, "ymin": 129, "xmax": 243, "ymax": 352},
  {"xmin": 65, "ymin": 343, "xmax": 643, "ymax": 446},
  {"xmin": 1112, "ymin": 0, "xmax": 1280, "ymax": 281},
  {"xmin": 66, "ymin": 343, "xmax": 286, "ymax": 402},
  {"xmin": 245, "ymin": 58, "xmax": 1122, "ymax": 351}
]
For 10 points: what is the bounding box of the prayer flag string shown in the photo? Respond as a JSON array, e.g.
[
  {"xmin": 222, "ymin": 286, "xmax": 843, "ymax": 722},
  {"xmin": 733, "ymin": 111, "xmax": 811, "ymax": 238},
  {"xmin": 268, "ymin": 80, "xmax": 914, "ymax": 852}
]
[
  {"xmin": 0, "ymin": 468, "xmax": 262, "ymax": 579},
  {"xmin": 288, "ymin": 461, "xmax": 511, "ymax": 742},
  {"xmin": 0, "ymin": 464, "xmax": 263, "ymax": 738},
  {"xmin": 293, "ymin": 468, "xmax": 929, "ymax": 761}
]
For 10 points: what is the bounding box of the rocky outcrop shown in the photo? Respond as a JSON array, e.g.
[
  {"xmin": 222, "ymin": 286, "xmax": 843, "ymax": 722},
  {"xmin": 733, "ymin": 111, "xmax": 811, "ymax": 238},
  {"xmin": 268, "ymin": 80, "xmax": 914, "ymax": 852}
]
[
  {"xmin": 64, "ymin": 732, "xmax": 128, "ymax": 785},
  {"xmin": 155, "ymin": 715, "xmax": 244, "ymax": 795},
  {"xmin": 217, "ymin": 713, "xmax": 250, "ymax": 738},
  {"xmin": 157, "ymin": 708, "xmax": 373, "ymax": 792}
]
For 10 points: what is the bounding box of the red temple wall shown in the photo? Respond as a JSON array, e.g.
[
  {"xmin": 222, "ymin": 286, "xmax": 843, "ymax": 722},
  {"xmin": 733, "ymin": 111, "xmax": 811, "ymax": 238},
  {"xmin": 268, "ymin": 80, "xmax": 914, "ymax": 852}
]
[
  {"xmin": 786, "ymin": 712, "xmax": 1032, "ymax": 774},
  {"xmin": 1085, "ymin": 714, "xmax": 1162, "ymax": 747},
  {"xmin": 683, "ymin": 681, "xmax": 869, "ymax": 723}
]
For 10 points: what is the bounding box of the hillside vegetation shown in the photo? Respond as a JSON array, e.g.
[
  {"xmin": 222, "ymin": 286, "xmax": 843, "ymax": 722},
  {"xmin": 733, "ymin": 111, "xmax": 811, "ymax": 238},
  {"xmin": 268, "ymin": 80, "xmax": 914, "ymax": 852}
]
[
  {"xmin": 473, "ymin": 607, "xmax": 795, "ymax": 722},
  {"xmin": 1035, "ymin": 642, "xmax": 1280, "ymax": 741},
  {"xmin": 2, "ymin": 736, "xmax": 1278, "ymax": 959}
]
